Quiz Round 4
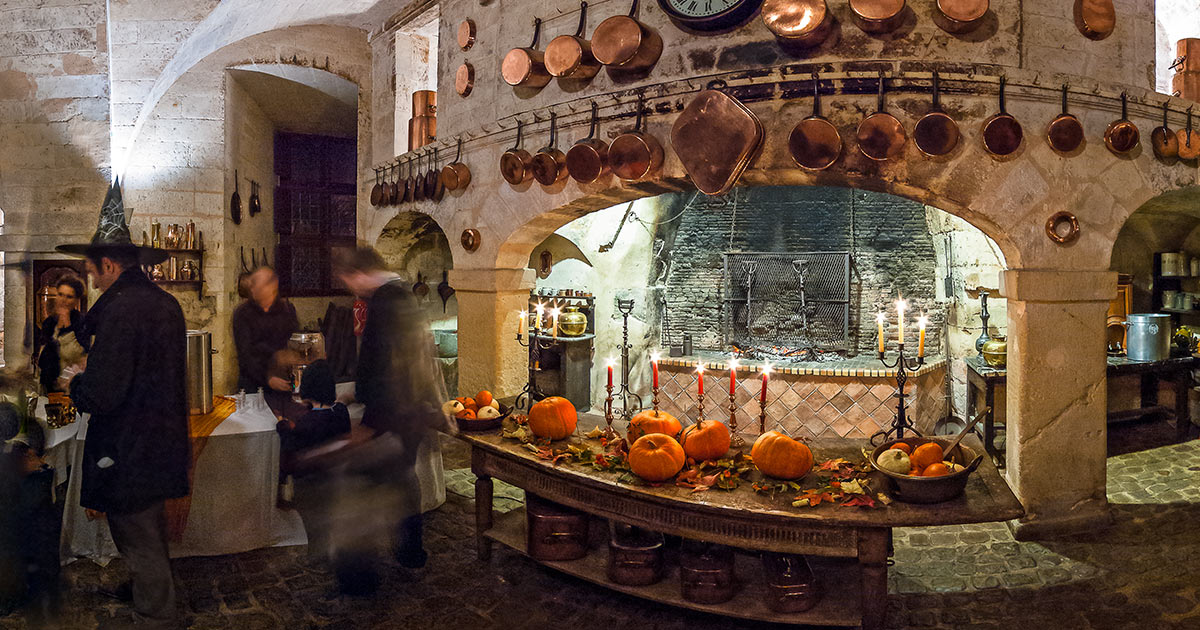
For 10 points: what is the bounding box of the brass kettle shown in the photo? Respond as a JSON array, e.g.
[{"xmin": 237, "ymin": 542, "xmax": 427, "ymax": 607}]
[{"xmin": 981, "ymin": 337, "xmax": 1007, "ymax": 368}]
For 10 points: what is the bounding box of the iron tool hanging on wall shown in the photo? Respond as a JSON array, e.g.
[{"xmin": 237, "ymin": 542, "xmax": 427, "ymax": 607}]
[
  {"xmin": 230, "ymin": 170, "xmax": 242, "ymax": 225},
  {"xmin": 1178, "ymin": 107, "xmax": 1200, "ymax": 160}
]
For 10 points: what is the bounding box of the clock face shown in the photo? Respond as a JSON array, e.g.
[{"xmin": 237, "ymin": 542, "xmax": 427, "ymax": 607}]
[{"xmin": 658, "ymin": 0, "xmax": 762, "ymax": 30}]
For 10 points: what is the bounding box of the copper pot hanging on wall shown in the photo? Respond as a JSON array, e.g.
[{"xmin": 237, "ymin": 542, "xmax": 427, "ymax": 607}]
[
  {"xmin": 1046, "ymin": 84, "xmax": 1085, "ymax": 154},
  {"xmin": 370, "ymin": 168, "xmax": 384, "ymax": 207},
  {"xmin": 403, "ymin": 158, "xmax": 416, "ymax": 203},
  {"xmin": 388, "ymin": 162, "xmax": 401, "ymax": 205},
  {"xmin": 441, "ymin": 138, "xmax": 472, "ymax": 191},
  {"xmin": 591, "ymin": 0, "xmax": 662, "ymax": 72},
  {"xmin": 412, "ymin": 152, "xmax": 426, "ymax": 202},
  {"xmin": 761, "ymin": 0, "xmax": 833, "ymax": 48},
  {"xmin": 913, "ymin": 70, "xmax": 960, "ymax": 157},
  {"xmin": 500, "ymin": 120, "xmax": 535, "ymax": 185},
  {"xmin": 566, "ymin": 102, "xmax": 610, "ymax": 184},
  {"xmin": 545, "ymin": 2, "xmax": 601, "ymax": 81},
  {"xmin": 670, "ymin": 80, "xmax": 764, "ymax": 196},
  {"xmin": 458, "ymin": 19, "xmax": 477, "ymax": 51},
  {"xmin": 849, "ymin": 0, "xmax": 906, "ymax": 34},
  {"xmin": 456, "ymin": 63, "xmax": 475, "ymax": 97},
  {"xmin": 1178, "ymin": 107, "xmax": 1200, "ymax": 160},
  {"xmin": 1074, "ymin": 0, "xmax": 1115, "ymax": 41},
  {"xmin": 788, "ymin": 73, "xmax": 842, "ymax": 171},
  {"xmin": 503, "ymin": 18, "xmax": 552, "ymax": 89},
  {"xmin": 1104, "ymin": 92, "xmax": 1140, "ymax": 156},
  {"xmin": 935, "ymin": 0, "xmax": 988, "ymax": 34},
  {"xmin": 609, "ymin": 94, "xmax": 663, "ymax": 181},
  {"xmin": 532, "ymin": 112, "xmax": 568, "ymax": 185},
  {"xmin": 426, "ymin": 147, "xmax": 444, "ymax": 201},
  {"xmin": 1151, "ymin": 101, "xmax": 1179, "ymax": 160},
  {"xmin": 856, "ymin": 71, "xmax": 907, "ymax": 161},
  {"xmin": 981, "ymin": 76, "xmax": 1023, "ymax": 158}
]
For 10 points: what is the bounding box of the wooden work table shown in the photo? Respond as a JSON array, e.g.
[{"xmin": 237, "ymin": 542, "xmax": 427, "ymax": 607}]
[{"xmin": 460, "ymin": 429, "xmax": 1023, "ymax": 629}]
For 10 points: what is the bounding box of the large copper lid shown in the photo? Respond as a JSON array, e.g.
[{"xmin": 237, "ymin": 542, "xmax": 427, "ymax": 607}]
[
  {"xmin": 592, "ymin": 16, "xmax": 643, "ymax": 65},
  {"xmin": 850, "ymin": 0, "xmax": 905, "ymax": 21},
  {"xmin": 671, "ymin": 86, "xmax": 763, "ymax": 195},
  {"xmin": 457, "ymin": 19, "xmax": 476, "ymax": 51},
  {"xmin": 1074, "ymin": 0, "xmax": 1115, "ymax": 41},
  {"xmin": 502, "ymin": 48, "xmax": 536, "ymax": 86},
  {"xmin": 937, "ymin": 0, "xmax": 987, "ymax": 23},
  {"xmin": 545, "ymin": 35, "xmax": 586, "ymax": 77},
  {"xmin": 456, "ymin": 63, "xmax": 475, "ymax": 96},
  {"xmin": 762, "ymin": 0, "xmax": 828, "ymax": 40}
]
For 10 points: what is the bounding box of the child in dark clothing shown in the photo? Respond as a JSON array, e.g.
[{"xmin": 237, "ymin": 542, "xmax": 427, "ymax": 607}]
[{"xmin": 276, "ymin": 360, "xmax": 349, "ymax": 454}]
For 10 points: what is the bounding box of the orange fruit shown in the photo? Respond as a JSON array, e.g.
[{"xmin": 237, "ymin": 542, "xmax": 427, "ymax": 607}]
[
  {"xmin": 456, "ymin": 409, "xmax": 477, "ymax": 419},
  {"xmin": 922, "ymin": 463, "xmax": 951, "ymax": 477},
  {"xmin": 888, "ymin": 441, "xmax": 912, "ymax": 455},
  {"xmin": 910, "ymin": 442, "xmax": 944, "ymax": 469},
  {"xmin": 462, "ymin": 397, "xmax": 477, "ymax": 412},
  {"xmin": 476, "ymin": 390, "xmax": 494, "ymax": 408},
  {"xmin": 907, "ymin": 466, "xmax": 923, "ymax": 477}
]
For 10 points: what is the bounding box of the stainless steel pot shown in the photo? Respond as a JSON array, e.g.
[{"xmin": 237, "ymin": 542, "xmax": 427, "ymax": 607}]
[
  {"xmin": 1126, "ymin": 313, "xmax": 1171, "ymax": 362},
  {"xmin": 186, "ymin": 330, "xmax": 216, "ymax": 415}
]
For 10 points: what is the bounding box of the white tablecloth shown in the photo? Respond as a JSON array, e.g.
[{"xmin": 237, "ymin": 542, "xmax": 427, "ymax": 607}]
[{"xmin": 59, "ymin": 388, "xmax": 446, "ymax": 563}]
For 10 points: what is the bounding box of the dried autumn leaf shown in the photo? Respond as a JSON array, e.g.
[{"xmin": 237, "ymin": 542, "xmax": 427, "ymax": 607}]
[
  {"xmin": 840, "ymin": 494, "xmax": 877, "ymax": 508},
  {"xmin": 584, "ymin": 426, "xmax": 605, "ymax": 439}
]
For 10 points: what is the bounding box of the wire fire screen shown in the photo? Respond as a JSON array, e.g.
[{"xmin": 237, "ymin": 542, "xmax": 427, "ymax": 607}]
[{"xmin": 723, "ymin": 251, "xmax": 851, "ymax": 358}]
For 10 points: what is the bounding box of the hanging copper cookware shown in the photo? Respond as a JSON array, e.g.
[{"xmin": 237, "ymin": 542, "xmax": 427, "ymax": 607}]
[
  {"xmin": 857, "ymin": 71, "xmax": 906, "ymax": 161},
  {"xmin": 1046, "ymin": 84, "xmax": 1084, "ymax": 154},
  {"xmin": 1151, "ymin": 101, "xmax": 1179, "ymax": 160},
  {"xmin": 531, "ymin": 112, "xmax": 568, "ymax": 186},
  {"xmin": 441, "ymin": 138, "xmax": 473, "ymax": 190},
  {"xmin": 458, "ymin": 19, "xmax": 477, "ymax": 51},
  {"xmin": 935, "ymin": 0, "xmax": 988, "ymax": 34},
  {"xmin": 788, "ymin": 73, "xmax": 842, "ymax": 171},
  {"xmin": 404, "ymin": 158, "xmax": 416, "ymax": 203},
  {"xmin": 1104, "ymin": 92, "xmax": 1139, "ymax": 156},
  {"xmin": 981, "ymin": 76, "xmax": 1023, "ymax": 158},
  {"xmin": 566, "ymin": 102, "xmax": 610, "ymax": 184},
  {"xmin": 609, "ymin": 94, "xmax": 663, "ymax": 181},
  {"xmin": 761, "ymin": 0, "xmax": 833, "ymax": 48},
  {"xmin": 1074, "ymin": 0, "xmax": 1115, "ymax": 41},
  {"xmin": 388, "ymin": 162, "xmax": 401, "ymax": 205},
  {"xmin": 1177, "ymin": 108, "xmax": 1200, "ymax": 160},
  {"xmin": 413, "ymin": 152, "xmax": 426, "ymax": 202},
  {"xmin": 503, "ymin": 18, "xmax": 552, "ymax": 89},
  {"xmin": 592, "ymin": 0, "xmax": 662, "ymax": 72},
  {"xmin": 456, "ymin": 63, "xmax": 475, "ymax": 97},
  {"xmin": 370, "ymin": 168, "xmax": 384, "ymax": 206},
  {"xmin": 501, "ymin": 120, "xmax": 535, "ymax": 185},
  {"xmin": 671, "ymin": 80, "xmax": 764, "ymax": 196},
  {"xmin": 913, "ymin": 71, "xmax": 960, "ymax": 157},
  {"xmin": 849, "ymin": 0, "xmax": 906, "ymax": 34},
  {"xmin": 545, "ymin": 2, "xmax": 601, "ymax": 81},
  {"xmin": 426, "ymin": 147, "xmax": 444, "ymax": 201}
]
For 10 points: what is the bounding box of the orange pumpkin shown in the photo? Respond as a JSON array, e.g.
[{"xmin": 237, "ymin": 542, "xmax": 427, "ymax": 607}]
[
  {"xmin": 455, "ymin": 408, "xmax": 476, "ymax": 420},
  {"xmin": 476, "ymin": 390, "xmax": 494, "ymax": 408},
  {"xmin": 910, "ymin": 442, "xmax": 943, "ymax": 469},
  {"xmin": 462, "ymin": 397, "xmax": 478, "ymax": 412},
  {"xmin": 751, "ymin": 430, "xmax": 814, "ymax": 480},
  {"xmin": 527, "ymin": 396, "xmax": 578, "ymax": 440},
  {"xmin": 922, "ymin": 462, "xmax": 951, "ymax": 477},
  {"xmin": 627, "ymin": 410, "xmax": 682, "ymax": 441},
  {"xmin": 888, "ymin": 441, "xmax": 912, "ymax": 455},
  {"xmin": 628, "ymin": 434, "xmax": 687, "ymax": 482},
  {"xmin": 680, "ymin": 419, "xmax": 731, "ymax": 462}
]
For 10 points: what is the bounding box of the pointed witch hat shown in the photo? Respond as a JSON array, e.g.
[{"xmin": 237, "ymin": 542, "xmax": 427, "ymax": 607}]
[{"xmin": 56, "ymin": 178, "xmax": 168, "ymax": 264}]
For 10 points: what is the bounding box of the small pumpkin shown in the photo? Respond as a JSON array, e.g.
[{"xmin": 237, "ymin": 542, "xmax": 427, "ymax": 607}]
[
  {"xmin": 628, "ymin": 433, "xmax": 687, "ymax": 482},
  {"xmin": 627, "ymin": 410, "xmax": 683, "ymax": 441},
  {"xmin": 441, "ymin": 400, "xmax": 465, "ymax": 416},
  {"xmin": 910, "ymin": 442, "xmax": 943, "ymax": 469},
  {"xmin": 680, "ymin": 419, "xmax": 731, "ymax": 462},
  {"xmin": 476, "ymin": 390, "xmax": 494, "ymax": 408},
  {"xmin": 456, "ymin": 408, "xmax": 477, "ymax": 420},
  {"xmin": 527, "ymin": 396, "xmax": 578, "ymax": 440},
  {"xmin": 751, "ymin": 430, "xmax": 814, "ymax": 480},
  {"xmin": 462, "ymin": 397, "xmax": 478, "ymax": 412},
  {"xmin": 477, "ymin": 405, "xmax": 502, "ymax": 420},
  {"xmin": 922, "ymin": 462, "xmax": 951, "ymax": 477}
]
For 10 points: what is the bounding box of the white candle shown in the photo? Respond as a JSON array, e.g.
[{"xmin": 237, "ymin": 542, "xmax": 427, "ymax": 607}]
[
  {"xmin": 895, "ymin": 297, "xmax": 908, "ymax": 345},
  {"xmin": 518, "ymin": 310, "xmax": 527, "ymax": 337},
  {"xmin": 876, "ymin": 312, "xmax": 886, "ymax": 354},
  {"xmin": 917, "ymin": 314, "xmax": 928, "ymax": 358},
  {"xmin": 534, "ymin": 303, "xmax": 544, "ymax": 331},
  {"xmin": 550, "ymin": 307, "xmax": 560, "ymax": 339}
]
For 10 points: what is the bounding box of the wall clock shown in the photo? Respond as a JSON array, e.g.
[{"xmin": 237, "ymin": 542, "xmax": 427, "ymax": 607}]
[{"xmin": 657, "ymin": 0, "xmax": 763, "ymax": 31}]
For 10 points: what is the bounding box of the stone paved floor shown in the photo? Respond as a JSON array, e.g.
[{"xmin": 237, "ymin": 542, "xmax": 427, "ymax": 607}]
[{"xmin": 3, "ymin": 429, "xmax": 1200, "ymax": 630}]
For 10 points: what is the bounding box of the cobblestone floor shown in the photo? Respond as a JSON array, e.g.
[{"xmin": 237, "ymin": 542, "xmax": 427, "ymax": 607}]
[{"xmin": 3, "ymin": 428, "xmax": 1200, "ymax": 630}]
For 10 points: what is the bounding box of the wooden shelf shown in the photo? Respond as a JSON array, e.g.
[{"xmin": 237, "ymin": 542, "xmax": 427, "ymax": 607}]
[
  {"xmin": 1160, "ymin": 309, "xmax": 1200, "ymax": 316},
  {"xmin": 484, "ymin": 507, "xmax": 862, "ymax": 628},
  {"xmin": 1156, "ymin": 275, "xmax": 1200, "ymax": 279},
  {"xmin": 161, "ymin": 248, "xmax": 203, "ymax": 254}
]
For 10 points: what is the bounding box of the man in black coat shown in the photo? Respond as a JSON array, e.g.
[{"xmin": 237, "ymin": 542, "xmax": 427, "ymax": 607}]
[{"xmin": 68, "ymin": 244, "xmax": 188, "ymax": 627}]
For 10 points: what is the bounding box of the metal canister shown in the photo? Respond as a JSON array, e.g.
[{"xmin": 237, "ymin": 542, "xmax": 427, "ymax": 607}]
[
  {"xmin": 1126, "ymin": 313, "xmax": 1172, "ymax": 362},
  {"xmin": 185, "ymin": 330, "xmax": 215, "ymax": 415}
]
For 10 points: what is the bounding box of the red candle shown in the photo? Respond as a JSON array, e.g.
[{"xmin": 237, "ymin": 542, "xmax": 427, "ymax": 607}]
[
  {"xmin": 697, "ymin": 365, "xmax": 705, "ymax": 396},
  {"xmin": 729, "ymin": 357, "xmax": 738, "ymax": 397},
  {"xmin": 650, "ymin": 352, "xmax": 660, "ymax": 389},
  {"xmin": 760, "ymin": 364, "xmax": 770, "ymax": 405},
  {"xmin": 607, "ymin": 361, "xmax": 614, "ymax": 388}
]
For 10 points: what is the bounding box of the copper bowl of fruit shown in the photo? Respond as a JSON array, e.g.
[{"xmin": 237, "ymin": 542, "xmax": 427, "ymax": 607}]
[{"xmin": 868, "ymin": 437, "xmax": 983, "ymax": 504}]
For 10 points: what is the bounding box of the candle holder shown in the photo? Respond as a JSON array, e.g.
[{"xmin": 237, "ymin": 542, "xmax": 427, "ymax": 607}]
[
  {"xmin": 871, "ymin": 343, "xmax": 925, "ymax": 446},
  {"xmin": 728, "ymin": 390, "xmax": 745, "ymax": 448},
  {"xmin": 603, "ymin": 381, "xmax": 617, "ymax": 440},
  {"xmin": 613, "ymin": 298, "xmax": 643, "ymax": 425},
  {"xmin": 759, "ymin": 394, "xmax": 767, "ymax": 435},
  {"xmin": 515, "ymin": 323, "xmax": 556, "ymax": 413}
]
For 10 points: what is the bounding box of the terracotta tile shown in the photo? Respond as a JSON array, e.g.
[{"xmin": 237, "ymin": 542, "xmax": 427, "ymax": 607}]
[
  {"xmin": 816, "ymin": 403, "xmax": 841, "ymax": 426},
  {"xmin": 842, "ymin": 403, "xmax": 870, "ymax": 427},
  {"xmin": 817, "ymin": 382, "xmax": 842, "ymax": 401},
  {"xmin": 792, "ymin": 426, "xmax": 818, "ymax": 442},
  {"xmin": 767, "ymin": 378, "xmax": 789, "ymax": 396},
  {"xmin": 830, "ymin": 416, "xmax": 856, "ymax": 437},
  {"xmin": 844, "ymin": 426, "xmax": 869, "ymax": 439},
  {"xmin": 858, "ymin": 391, "xmax": 884, "ymax": 412},
  {"xmin": 780, "ymin": 414, "xmax": 802, "ymax": 436},
  {"xmin": 829, "ymin": 392, "xmax": 855, "ymax": 413},
  {"xmin": 817, "ymin": 426, "xmax": 841, "ymax": 439},
  {"xmin": 844, "ymin": 382, "xmax": 869, "ymax": 400},
  {"xmin": 871, "ymin": 383, "xmax": 896, "ymax": 401},
  {"xmin": 792, "ymin": 381, "xmax": 816, "ymax": 396},
  {"xmin": 806, "ymin": 387, "xmax": 830, "ymax": 408},
  {"xmin": 779, "ymin": 387, "xmax": 803, "ymax": 409}
]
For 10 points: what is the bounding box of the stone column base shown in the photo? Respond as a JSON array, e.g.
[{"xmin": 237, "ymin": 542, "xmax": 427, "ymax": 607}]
[{"xmin": 1008, "ymin": 496, "xmax": 1113, "ymax": 541}]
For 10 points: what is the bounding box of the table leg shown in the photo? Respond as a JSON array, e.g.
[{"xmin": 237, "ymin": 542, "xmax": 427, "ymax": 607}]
[
  {"xmin": 1174, "ymin": 372, "xmax": 1190, "ymax": 443},
  {"xmin": 475, "ymin": 474, "xmax": 494, "ymax": 561},
  {"xmin": 858, "ymin": 528, "xmax": 889, "ymax": 630},
  {"xmin": 984, "ymin": 383, "xmax": 1000, "ymax": 468},
  {"xmin": 1140, "ymin": 373, "xmax": 1158, "ymax": 410}
]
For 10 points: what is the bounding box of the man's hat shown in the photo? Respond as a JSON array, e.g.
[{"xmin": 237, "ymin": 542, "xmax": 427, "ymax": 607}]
[{"xmin": 56, "ymin": 179, "xmax": 168, "ymax": 265}]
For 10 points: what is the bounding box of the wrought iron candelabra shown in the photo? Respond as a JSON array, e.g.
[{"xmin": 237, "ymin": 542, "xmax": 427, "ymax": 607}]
[
  {"xmin": 871, "ymin": 344, "xmax": 925, "ymax": 445},
  {"xmin": 613, "ymin": 298, "xmax": 643, "ymax": 424},
  {"xmin": 603, "ymin": 380, "xmax": 617, "ymax": 440},
  {"xmin": 515, "ymin": 323, "xmax": 555, "ymax": 413}
]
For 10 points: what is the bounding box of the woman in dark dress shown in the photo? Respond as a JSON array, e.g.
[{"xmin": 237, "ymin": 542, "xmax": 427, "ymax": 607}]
[{"xmin": 36, "ymin": 277, "xmax": 88, "ymax": 393}]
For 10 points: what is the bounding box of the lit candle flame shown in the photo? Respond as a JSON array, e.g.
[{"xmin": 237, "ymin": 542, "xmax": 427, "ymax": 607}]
[
  {"xmin": 876, "ymin": 312, "xmax": 886, "ymax": 324},
  {"xmin": 729, "ymin": 357, "xmax": 739, "ymax": 370},
  {"xmin": 535, "ymin": 302, "xmax": 545, "ymax": 316},
  {"xmin": 917, "ymin": 314, "xmax": 928, "ymax": 328},
  {"xmin": 696, "ymin": 364, "xmax": 705, "ymax": 374},
  {"xmin": 606, "ymin": 357, "xmax": 616, "ymax": 368},
  {"xmin": 762, "ymin": 362, "xmax": 772, "ymax": 376},
  {"xmin": 650, "ymin": 351, "xmax": 661, "ymax": 363}
]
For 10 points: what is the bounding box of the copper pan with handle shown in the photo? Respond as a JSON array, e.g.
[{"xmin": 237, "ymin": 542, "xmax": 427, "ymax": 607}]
[
  {"xmin": 502, "ymin": 18, "xmax": 552, "ymax": 89},
  {"xmin": 913, "ymin": 70, "xmax": 960, "ymax": 157},
  {"xmin": 670, "ymin": 80, "xmax": 764, "ymax": 196},
  {"xmin": 609, "ymin": 94, "xmax": 663, "ymax": 181},
  {"xmin": 856, "ymin": 71, "xmax": 906, "ymax": 161},
  {"xmin": 566, "ymin": 102, "xmax": 610, "ymax": 184},
  {"xmin": 441, "ymin": 137, "xmax": 472, "ymax": 191},
  {"xmin": 1104, "ymin": 91, "xmax": 1139, "ymax": 156},
  {"xmin": 500, "ymin": 120, "xmax": 535, "ymax": 185},
  {"xmin": 1074, "ymin": 0, "xmax": 1115, "ymax": 41},
  {"xmin": 981, "ymin": 76, "xmax": 1022, "ymax": 158},
  {"xmin": 403, "ymin": 158, "xmax": 416, "ymax": 203},
  {"xmin": 388, "ymin": 162, "xmax": 401, "ymax": 205},
  {"xmin": 1177, "ymin": 107, "xmax": 1200, "ymax": 160},
  {"xmin": 1046, "ymin": 84, "xmax": 1084, "ymax": 154},
  {"xmin": 532, "ymin": 111, "xmax": 568, "ymax": 185},
  {"xmin": 370, "ymin": 168, "xmax": 384, "ymax": 206},
  {"xmin": 788, "ymin": 72, "xmax": 842, "ymax": 170},
  {"xmin": 591, "ymin": 0, "xmax": 662, "ymax": 72},
  {"xmin": 1151, "ymin": 101, "xmax": 1179, "ymax": 160},
  {"xmin": 427, "ymin": 147, "xmax": 445, "ymax": 201},
  {"xmin": 545, "ymin": 2, "xmax": 601, "ymax": 81}
]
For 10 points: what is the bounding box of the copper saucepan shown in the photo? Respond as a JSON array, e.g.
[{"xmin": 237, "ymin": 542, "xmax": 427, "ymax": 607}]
[
  {"xmin": 1179, "ymin": 107, "xmax": 1200, "ymax": 160},
  {"xmin": 566, "ymin": 102, "xmax": 610, "ymax": 184},
  {"xmin": 412, "ymin": 152, "xmax": 426, "ymax": 202},
  {"xmin": 501, "ymin": 120, "xmax": 535, "ymax": 185},
  {"xmin": 1046, "ymin": 84, "xmax": 1084, "ymax": 154},
  {"xmin": 913, "ymin": 70, "xmax": 960, "ymax": 157},
  {"xmin": 427, "ymin": 147, "xmax": 445, "ymax": 201},
  {"xmin": 857, "ymin": 71, "xmax": 907, "ymax": 161},
  {"xmin": 788, "ymin": 73, "xmax": 842, "ymax": 171},
  {"xmin": 609, "ymin": 94, "xmax": 663, "ymax": 181},
  {"xmin": 456, "ymin": 62, "xmax": 475, "ymax": 97},
  {"xmin": 404, "ymin": 158, "xmax": 416, "ymax": 203},
  {"xmin": 1104, "ymin": 92, "xmax": 1139, "ymax": 156},
  {"xmin": 935, "ymin": 0, "xmax": 988, "ymax": 34},
  {"xmin": 370, "ymin": 168, "xmax": 383, "ymax": 206},
  {"xmin": 441, "ymin": 138, "xmax": 473, "ymax": 190},
  {"xmin": 532, "ymin": 111, "xmax": 568, "ymax": 185},
  {"xmin": 849, "ymin": 0, "xmax": 906, "ymax": 34},
  {"xmin": 1074, "ymin": 0, "xmax": 1115, "ymax": 41},
  {"xmin": 1151, "ymin": 101, "xmax": 1179, "ymax": 160},
  {"xmin": 388, "ymin": 162, "xmax": 401, "ymax": 205},
  {"xmin": 981, "ymin": 76, "xmax": 1023, "ymax": 158},
  {"xmin": 545, "ymin": 2, "xmax": 601, "ymax": 81},
  {"xmin": 762, "ymin": 0, "xmax": 833, "ymax": 48},
  {"xmin": 591, "ymin": 0, "xmax": 662, "ymax": 72},
  {"xmin": 503, "ymin": 18, "xmax": 552, "ymax": 89}
]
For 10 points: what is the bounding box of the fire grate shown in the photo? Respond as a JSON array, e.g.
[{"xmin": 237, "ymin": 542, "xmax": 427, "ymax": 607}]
[{"xmin": 723, "ymin": 251, "xmax": 851, "ymax": 357}]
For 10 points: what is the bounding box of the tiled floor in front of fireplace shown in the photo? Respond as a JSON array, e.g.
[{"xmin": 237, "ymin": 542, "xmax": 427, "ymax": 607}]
[{"xmin": 6, "ymin": 427, "xmax": 1199, "ymax": 630}]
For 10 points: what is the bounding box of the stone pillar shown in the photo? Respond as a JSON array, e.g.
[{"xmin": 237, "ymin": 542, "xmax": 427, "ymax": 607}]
[
  {"xmin": 448, "ymin": 267, "xmax": 535, "ymax": 399},
  {"xmin": 1001, "ymin": 269, "xmax": 1115, "ymax": 539}
]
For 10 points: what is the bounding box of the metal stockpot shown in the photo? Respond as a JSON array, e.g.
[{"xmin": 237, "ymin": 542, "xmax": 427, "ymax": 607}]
[
  {"xmin": 1126, "ymin": 314, "xmax": 1171, "ymax": 362},
  {"xmin": 186, "ymin": 330, "xmax": 216, "ymax": 415}
]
